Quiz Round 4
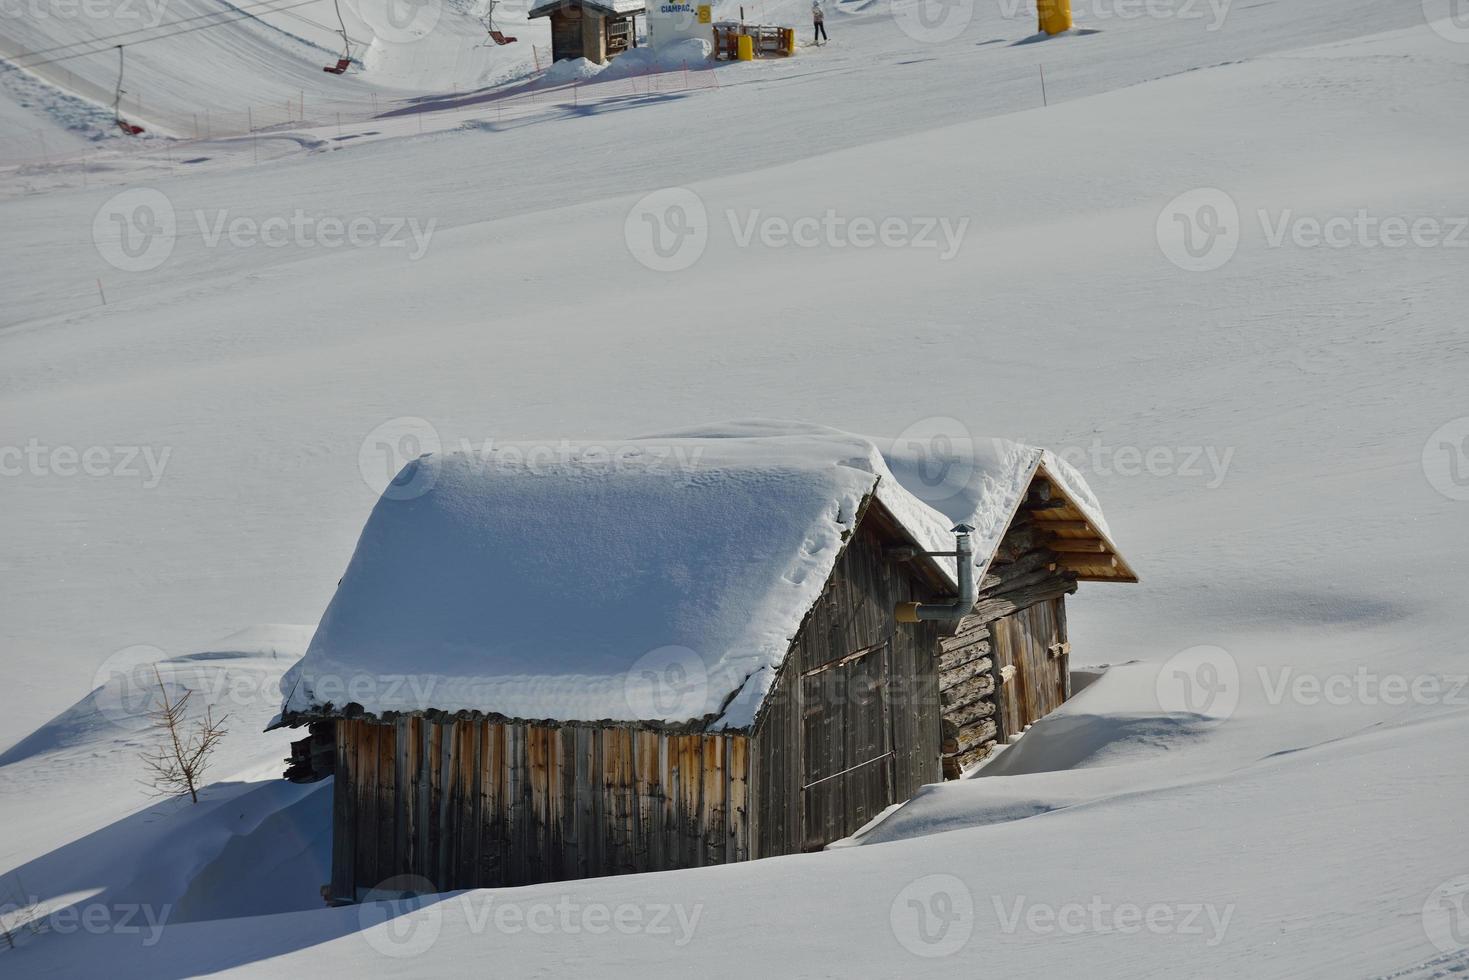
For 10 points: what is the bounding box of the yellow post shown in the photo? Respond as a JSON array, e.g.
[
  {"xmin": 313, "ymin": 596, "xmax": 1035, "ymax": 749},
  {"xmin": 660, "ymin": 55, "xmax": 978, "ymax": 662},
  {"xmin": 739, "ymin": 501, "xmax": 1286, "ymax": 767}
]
[
  {"xmin": 1038, "ymin": 0, "xmax": 1072, "ymax": 35},
  {"xmin": 736, "ymin": 33, "xmax": 754, "ymax": 60}
]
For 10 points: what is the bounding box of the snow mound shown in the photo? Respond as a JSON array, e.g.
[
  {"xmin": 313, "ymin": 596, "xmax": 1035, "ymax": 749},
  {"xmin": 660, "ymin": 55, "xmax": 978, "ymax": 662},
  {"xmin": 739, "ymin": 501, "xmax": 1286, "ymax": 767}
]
[
  {"xmin": 278, "ymin": 421, "xmax": 1116, "ymax": 729},
  {"xmin": 542, "ymin": 57, "xmax": 606, "ymax": 85},
  {"xmin": 598, "ymin": 39, "xmax": 713, "ymax": 80}
]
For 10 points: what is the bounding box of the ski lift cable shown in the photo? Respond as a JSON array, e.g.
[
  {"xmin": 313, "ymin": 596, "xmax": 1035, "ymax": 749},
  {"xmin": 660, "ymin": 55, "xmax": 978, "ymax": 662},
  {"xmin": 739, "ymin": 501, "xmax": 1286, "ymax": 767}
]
[
  {"xmin": 12, "ymin": 0, "xmax": 326, "ymax": 70},
  {"xmin": 12, "ymin": 0, "xmax": 324, "ymax": 63}
]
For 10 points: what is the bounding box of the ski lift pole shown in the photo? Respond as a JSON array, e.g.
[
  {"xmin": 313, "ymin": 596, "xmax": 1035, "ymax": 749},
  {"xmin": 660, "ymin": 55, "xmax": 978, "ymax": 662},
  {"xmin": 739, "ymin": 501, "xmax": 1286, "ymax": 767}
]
[{"xmin": 113, "ymin": 45, "xmax": 124, "ymax": 120}]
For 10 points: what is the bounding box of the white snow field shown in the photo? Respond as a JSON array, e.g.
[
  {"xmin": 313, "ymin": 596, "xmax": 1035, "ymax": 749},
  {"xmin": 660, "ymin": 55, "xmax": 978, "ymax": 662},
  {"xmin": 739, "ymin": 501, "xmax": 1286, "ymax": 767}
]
[{"xmin": 2, "ymin": 0, "xmax": 1468, "ymax": 975}]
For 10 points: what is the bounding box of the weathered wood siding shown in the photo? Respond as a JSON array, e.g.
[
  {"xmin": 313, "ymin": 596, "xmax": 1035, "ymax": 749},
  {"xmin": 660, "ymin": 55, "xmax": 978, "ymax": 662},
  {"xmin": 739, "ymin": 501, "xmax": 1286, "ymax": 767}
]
[
  {"xmin": 329, "ymin": 718, "xmax": 749, "ymax": 900},
  {"xmin": 749, "ymin": 507, "xmax": 945, "ymax": 858}
]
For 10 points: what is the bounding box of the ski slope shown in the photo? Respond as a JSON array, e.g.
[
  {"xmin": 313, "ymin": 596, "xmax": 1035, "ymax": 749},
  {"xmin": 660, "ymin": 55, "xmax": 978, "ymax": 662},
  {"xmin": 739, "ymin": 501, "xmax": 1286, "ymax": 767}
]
[{"xmin": 2, "ymin": 0, "xmax": 1468, "ymax": 976}]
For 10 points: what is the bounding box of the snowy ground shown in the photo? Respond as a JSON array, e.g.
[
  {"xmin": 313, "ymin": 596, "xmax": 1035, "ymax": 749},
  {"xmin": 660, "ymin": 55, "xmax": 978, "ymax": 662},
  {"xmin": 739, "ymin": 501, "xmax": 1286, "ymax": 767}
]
[{"xmin": 2, "ymin": 0, "xmax": 1469, "ymax": 975}]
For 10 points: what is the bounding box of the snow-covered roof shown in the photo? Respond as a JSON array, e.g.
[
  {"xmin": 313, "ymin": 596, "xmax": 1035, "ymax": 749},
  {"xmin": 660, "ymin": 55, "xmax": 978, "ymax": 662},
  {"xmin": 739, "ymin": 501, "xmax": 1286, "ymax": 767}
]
[
  {"xmin": 276, "ymin": 421, "xmax": 1124, "ymax": 731},
  {"xmin": 528, "ymin": 0, "xmax": 644, "ymax": 18}
]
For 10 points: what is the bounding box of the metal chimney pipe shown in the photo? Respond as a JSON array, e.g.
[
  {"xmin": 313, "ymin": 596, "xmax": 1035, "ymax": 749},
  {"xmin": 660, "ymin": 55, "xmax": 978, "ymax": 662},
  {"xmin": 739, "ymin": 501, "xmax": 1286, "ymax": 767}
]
[{"xmin": 895, "ymin": 523, "xmax": 978, "ymax": 629}]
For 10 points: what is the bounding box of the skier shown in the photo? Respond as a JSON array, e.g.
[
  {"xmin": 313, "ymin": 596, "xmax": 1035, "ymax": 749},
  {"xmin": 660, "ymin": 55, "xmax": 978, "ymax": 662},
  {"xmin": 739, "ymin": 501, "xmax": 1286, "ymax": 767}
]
[{"xmin": 812, "ymin": 0, "xmax": 827, "ymax": 44}]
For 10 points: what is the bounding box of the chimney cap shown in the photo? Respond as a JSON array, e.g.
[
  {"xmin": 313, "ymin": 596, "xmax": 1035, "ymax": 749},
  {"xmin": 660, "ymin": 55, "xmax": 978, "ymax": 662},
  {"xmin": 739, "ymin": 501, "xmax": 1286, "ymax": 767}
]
[{"xmin": 951, "ymin": 522, "xmax": 976, "ymax": 534}]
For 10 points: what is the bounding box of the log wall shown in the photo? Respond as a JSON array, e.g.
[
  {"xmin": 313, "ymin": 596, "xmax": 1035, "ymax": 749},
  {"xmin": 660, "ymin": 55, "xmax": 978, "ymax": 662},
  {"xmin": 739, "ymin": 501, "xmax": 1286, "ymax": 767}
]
[
  {"xmin": 330, "ymin": 718, "xmax": 748, "ymax": 901},
  {"xmin": 937, "ymin": 498, "xmax": 1080, "ymax": 770}
]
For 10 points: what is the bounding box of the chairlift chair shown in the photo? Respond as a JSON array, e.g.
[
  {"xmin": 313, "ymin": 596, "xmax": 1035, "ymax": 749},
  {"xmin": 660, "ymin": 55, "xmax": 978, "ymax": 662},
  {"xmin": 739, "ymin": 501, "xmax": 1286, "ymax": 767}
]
[
  {"xmin": 483, "ymin": 1, "xmax": 517, "ymax": 44},
  {"xmin": 323, "ymin": 0, "xmax": 353, "ymax": 74}
]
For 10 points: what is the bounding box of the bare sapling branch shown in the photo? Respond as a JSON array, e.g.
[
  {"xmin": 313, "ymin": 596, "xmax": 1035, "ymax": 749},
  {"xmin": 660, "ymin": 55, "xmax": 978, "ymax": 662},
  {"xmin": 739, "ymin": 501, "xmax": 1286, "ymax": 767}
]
[{"xmin": 139, "ymin": 667, "xmax": 228, "ymax": 803}]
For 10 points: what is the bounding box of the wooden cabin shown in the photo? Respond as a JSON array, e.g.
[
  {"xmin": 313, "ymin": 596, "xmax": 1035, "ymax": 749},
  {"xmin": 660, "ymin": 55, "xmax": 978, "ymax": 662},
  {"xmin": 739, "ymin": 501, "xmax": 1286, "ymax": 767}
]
[
  {"xmin": 272, "ymin": 425, "xmax": 1134, "ymax": 901},
  {"xmin": 529, "ymin": 0, "xmax": 644, "ymax": 64}
]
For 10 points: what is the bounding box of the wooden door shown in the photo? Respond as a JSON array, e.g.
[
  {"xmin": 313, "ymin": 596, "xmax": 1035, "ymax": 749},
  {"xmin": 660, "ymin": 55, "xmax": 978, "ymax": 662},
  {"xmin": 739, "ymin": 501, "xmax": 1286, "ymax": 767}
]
[
  {"xmin": 800, "ymin": 641, "xmax": 894, "ymax": 850},
  {"xmin": 992, "ymin": 599, "xmax": 1070, "ymax": 740}
]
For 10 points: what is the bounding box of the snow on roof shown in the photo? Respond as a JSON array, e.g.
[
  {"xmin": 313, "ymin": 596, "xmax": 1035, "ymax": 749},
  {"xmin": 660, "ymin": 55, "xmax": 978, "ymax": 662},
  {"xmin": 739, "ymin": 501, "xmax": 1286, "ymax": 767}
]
[
  {"xmin": 528, "ymin": 0, "xmax": 644, "ymax": 17},
  {"xmin": 276, "ymin": 421, "xmax": 1115, "ymax": 730}
]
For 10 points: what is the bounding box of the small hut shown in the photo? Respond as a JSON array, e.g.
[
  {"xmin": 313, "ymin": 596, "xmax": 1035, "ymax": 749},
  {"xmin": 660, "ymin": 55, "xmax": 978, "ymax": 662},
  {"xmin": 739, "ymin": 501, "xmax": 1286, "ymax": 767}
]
[
  {"xmin": 273, "ymin": 422, "xmax": 1135, "ymax": 901},
  {"xmin": 529, "ymin": 0, "xmax": 644, "ymax": 64}
]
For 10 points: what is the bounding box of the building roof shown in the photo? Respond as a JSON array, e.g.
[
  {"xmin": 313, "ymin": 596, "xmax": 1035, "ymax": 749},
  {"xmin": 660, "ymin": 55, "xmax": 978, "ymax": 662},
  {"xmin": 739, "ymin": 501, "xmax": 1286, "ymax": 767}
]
[
  {"xmin": 528, "ymin": 0, "xmax": 644, "ymax": 18},
  {"xmin": 274, "ymin": 421, "xmax": 1130, "ymax": 731}
]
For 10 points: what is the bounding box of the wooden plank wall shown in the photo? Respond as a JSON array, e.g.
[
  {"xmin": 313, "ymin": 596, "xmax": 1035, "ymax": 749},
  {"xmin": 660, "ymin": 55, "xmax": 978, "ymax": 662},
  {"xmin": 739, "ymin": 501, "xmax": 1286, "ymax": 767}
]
[
  {"xmin": 329, "ymin": 718, "xmax": 749, "ymax": 900},
  {"xmin": 749, "ymin": 513, "xmax": 944, "ymax": 859}
]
